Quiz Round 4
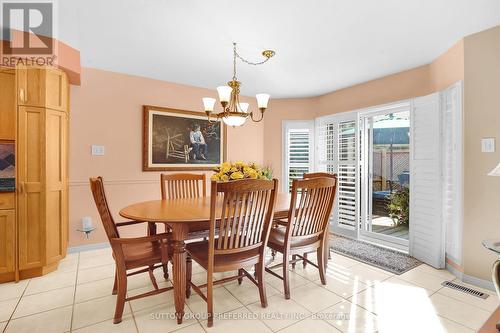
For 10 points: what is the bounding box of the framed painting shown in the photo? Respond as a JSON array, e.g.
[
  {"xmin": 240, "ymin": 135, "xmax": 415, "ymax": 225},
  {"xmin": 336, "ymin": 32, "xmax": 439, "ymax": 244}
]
[{"xmin": 143, "ymin": 105, "xmax": 227, "ymax": 171}]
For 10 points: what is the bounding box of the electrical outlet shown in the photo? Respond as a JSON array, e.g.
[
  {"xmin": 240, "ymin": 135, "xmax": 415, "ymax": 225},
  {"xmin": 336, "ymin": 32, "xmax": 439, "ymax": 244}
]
[
  {"xmin": 91, "ymin": 145, "xmax": 105, "ymax": 156},
  {"xmin": 481, "ymin": 138, "xmax": 495, "ymax": 153}
]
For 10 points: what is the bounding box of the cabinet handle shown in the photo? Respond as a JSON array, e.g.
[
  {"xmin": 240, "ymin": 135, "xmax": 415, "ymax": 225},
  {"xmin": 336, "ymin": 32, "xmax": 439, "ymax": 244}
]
[
  {"xmin": 19, "ymin": 89, "xmax": 26, "ymax": 103},
  {"xmin": 18, "ymin": 182, "xmax": 24, "ymax": 195}
]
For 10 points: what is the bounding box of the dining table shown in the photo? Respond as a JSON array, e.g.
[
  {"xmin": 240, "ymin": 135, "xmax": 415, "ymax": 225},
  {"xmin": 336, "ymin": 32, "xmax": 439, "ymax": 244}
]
[{"xmin": 119, "ymin": 192, "xmax": 292, "ymax": 324}]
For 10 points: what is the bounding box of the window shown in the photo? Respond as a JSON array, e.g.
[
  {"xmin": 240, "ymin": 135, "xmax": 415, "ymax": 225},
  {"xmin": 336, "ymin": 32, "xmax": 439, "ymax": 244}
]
[{"xmin": 283, "ymin": 121, "xmax": 314, "ymax": 192}]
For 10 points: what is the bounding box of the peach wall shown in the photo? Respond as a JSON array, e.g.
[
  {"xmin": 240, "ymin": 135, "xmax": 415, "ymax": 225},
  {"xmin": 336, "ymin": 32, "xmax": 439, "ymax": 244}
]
[
  {"xmin": 462, "ymin": 26, "xmax": 500, "ymax": 281},
  {"xmin": 69, "ymin": 68, "xmax": 264, "ymax": 246}
]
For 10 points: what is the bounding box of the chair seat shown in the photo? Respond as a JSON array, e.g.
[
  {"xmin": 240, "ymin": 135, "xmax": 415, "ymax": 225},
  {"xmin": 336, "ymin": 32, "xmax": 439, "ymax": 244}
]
[
  {"xmin": 121, "ymin": 241, "xmax": 163, "ymax": 269},
  {"xmin": 268, "ymin": 227, "xmax": 320, "ymax": 252},
  {"xmin": 186, "ymin": 240, "xmax": 260, "ymax": 272}
]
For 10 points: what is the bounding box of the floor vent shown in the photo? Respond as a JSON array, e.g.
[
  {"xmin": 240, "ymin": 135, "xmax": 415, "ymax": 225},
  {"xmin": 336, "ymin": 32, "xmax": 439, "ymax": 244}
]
[{"xmin": 441, "ymin": 281, "xmax": 489, "ymax": 299}]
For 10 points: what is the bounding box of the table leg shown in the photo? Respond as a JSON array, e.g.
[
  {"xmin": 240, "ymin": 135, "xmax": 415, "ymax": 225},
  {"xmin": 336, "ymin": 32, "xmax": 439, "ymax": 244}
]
[{"xmin": 171, "ymin": 224, "xmax": 189, "ymax": 324}]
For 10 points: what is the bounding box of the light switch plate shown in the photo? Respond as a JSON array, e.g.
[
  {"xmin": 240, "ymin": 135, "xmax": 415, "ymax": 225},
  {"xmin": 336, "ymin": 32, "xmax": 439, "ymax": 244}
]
[
  {"xmin": 91, "ymin": 145, "xmax": 105, "ymax": 156},
  {"xmin": 481, "ymin": 138, "xmax": 495, "ymax": 153}
]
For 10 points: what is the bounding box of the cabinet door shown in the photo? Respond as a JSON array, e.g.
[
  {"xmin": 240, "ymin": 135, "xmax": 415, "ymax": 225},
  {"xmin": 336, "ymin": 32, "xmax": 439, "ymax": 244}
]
[
  {"xmin": 16, "ymin": 66, "xmax": 44, "ymax": 108},
  {"xmin": 17, "ymin": 106, "xmax": 45, "ymax": 270},
  {"xmin": 0, "ymin": 210, "xmax": 15, "ymax": 274},
  {"xmin": 0, "ymin": 70, "xmax": 16, "ymax": 140},
  {"xmin": 45, "ymin": 109, "xmax": 68, "ymax": 262},
  {"xmin": 44, "ymin": 68, "xmax": 69, "ymax": 112},
  {"xmin": 17, "ymin": 66, "xmax": 69, "ymax": 112}
]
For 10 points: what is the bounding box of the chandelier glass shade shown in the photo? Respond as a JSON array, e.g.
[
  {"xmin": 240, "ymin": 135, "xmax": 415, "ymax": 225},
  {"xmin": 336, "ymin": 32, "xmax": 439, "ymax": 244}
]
[{"xmin": 202, "ymin": 43, "xmax": 274, "ymax": 127}]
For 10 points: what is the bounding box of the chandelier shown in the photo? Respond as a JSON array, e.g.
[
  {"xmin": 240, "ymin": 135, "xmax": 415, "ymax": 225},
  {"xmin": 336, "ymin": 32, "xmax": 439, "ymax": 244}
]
[{"xmin": 202, "ymin": 43, "xmax": 275, "ymax": 127}]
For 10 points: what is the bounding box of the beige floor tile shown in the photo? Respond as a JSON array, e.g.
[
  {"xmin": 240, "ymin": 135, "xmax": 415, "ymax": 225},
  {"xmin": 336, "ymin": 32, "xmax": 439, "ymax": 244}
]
[
  {"xmin": 75, "ymin": 277, "xmax": 115, "ymax": 303},
  {"xmin": 169, "ymin": 323, "xmax": 206, "ymax": 333},
  {"xmin": 0, "ymin": 321, "xmax": 6, "ymax": 331},
  {"xmin": 280, "ymin": 317, "xmax": 341, "ymax": 333},
  {"xmin": 78, "ymin": 247, "xmax": 112, "ymax": 259},
  {"xmin": 78, "ymin": 253, "xmax": 115, "ymax": 270},
  {"xmin": 223, "ymin": 280, "xmax": 279, "ymax": 305},
  {"xmin": 0, "ymin": 280, "xmax": 29, "ymax": 302},
  {"xmin": 0, "ymin": 298, "xmax": 19, "ymax": 322},
  {"xmin": 13, "ymin": 286, "xmax": 74, "ymax": 318},
  {"xmin": 247, "ymin": 294, "xmax": 311, "ymax": 331},
  {"xmin": 343, "ymin": 264, "xmax": 392, "ymax": 287},
  {"xmin": 5, "ymin": 305, "xmax": 72, "ymax": 333},
  {"xmin": 292, "ymin": 263, "xmax": 324, "ymax": 282},
  {"xmin": 438, "ymin": 316, "xmax": 475, "ymax": 333},
  {"xmin": 412, "ymin": 264, "xmax": 456, "ymax": 280},
  {"xmin": 321, "ymin": 300, "xmax": 378, "ymax": 333},
  {"xmin": 398, "ymin": 267, "xmax": 448, "ymax": 292},
  {"xmin": 24, "ymin": 270, "xmax": 77, "ymax": 295},
  {"xmin": 57, "ymin": 253, "xmax": 79, "ymax": 272},
  {"xmin": 190, "ymin": 272, "xmax": 222, "ymax": 289},
  {"xmin": 72, "ymin": 294, "xmax": 131, "ymax": 329},
  {"xmin": 350, "ymin": 276, "xmax": 434, "ymax": 315},
  {"xmin": 134, "ymin": 302, "xmax": 197, "ymax": 332},
  {"xmin": 77, "ymin": 264, "xmax": 116, "ymax": 284},
  {"xmin": 128, "ymin": 281, "xmax": 173, "ymax": 312},
  {"xmin": 313, "ymin": 265, "xmax": 368, "ymax": 298},
  {"xmin": 291, "ymin": 282, "xmax": 343, "ymax": 312},
  {"xmin": 437, "ymin": 279, "xmax": 499, "ymax": 312},
  {"xmin": 430, "ymin": 293, "xmax": 491, "ymax": 330},
  {"xmin": 329, "ymin": 253, "xmax": 363, "ymax": 268},
  {"xmin": 186, "ymin": 287, "xmax": 243, "ymax": 317},
  {"xmin": 266, "ymin": 270, "xmax": 309, "ymax": 292},
  {"xmin": 72, "ymin": 315, "xmax": 137, "ymax": 333},
  {"xmin": 127, "ymin": 269, "xmax": 166, "ymax": 291},
  {"xmin": 200, "ymin": 306, "xmax": 272, "ymax": 332}
]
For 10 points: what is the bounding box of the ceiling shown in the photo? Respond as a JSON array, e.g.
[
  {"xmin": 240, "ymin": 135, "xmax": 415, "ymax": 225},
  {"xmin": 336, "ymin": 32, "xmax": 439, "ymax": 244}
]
[{"xmin": 58, "ymin": 0, "xmax": 500, "ymax": 98}]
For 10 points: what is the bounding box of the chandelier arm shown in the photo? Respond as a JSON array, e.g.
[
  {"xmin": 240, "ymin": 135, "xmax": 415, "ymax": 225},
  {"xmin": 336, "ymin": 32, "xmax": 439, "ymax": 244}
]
[{"xmin": 250, "ymin": 111, "xmax": 264, "ymax": 122}]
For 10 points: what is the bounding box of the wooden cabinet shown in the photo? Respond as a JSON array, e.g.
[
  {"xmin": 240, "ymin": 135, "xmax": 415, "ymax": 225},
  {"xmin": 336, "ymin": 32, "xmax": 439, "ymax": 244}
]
[
  {"xmin": 0, "ymin": 65, "xmax": 69, "ymax": 282},
  {"xmin": 0, "ymin": 210, "xmax": 15, "ymax": 275}
]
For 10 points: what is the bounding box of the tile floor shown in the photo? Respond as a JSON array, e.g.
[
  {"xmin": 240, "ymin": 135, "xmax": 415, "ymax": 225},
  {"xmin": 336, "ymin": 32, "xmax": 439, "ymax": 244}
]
[{"xmin": 0, "ymin": 247, "xmax": 497, "ymax": 333}]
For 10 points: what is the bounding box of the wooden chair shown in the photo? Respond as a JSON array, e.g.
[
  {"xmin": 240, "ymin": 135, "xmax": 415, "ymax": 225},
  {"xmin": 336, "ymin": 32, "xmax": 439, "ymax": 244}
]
[
  {"xmin": 160, "ymin": 173, "xmax": 207, "ymax": 200},
  {"xmin": 297, "ymin": 172, "xmax": 337, "ymax": 268},
  {"xmin": 158, "ymin": 173, "xmax": 208, "ymax": 289},
  {"xmin": 89, "ymin": 177, "xmax": 173, "ymax": 324},
  {"xmin": 266, "ymin": 176, "xmax": 337, "ymax": 299},
  {"xmin": 186, "ymin": 179, "xmax": 278, "ymax": 327}
]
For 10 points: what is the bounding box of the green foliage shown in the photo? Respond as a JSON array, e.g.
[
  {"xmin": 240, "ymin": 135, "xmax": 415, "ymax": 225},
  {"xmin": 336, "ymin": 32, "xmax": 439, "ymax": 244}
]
[{"xmin": 387, "ymin": 186, "xmax": 409, "ymax": 226}]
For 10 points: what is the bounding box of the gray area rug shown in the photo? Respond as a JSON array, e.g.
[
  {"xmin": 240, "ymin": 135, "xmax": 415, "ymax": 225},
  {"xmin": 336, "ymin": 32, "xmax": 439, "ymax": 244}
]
[{"xmin": 330, "ymin": 234, "xmax": 421, "ymax": 275}]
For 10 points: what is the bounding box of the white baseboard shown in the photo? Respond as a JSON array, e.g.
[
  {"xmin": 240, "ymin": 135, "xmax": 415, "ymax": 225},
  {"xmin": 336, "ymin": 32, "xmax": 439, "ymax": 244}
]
[
  {"xmin": 68, "ymin": 242, "xmax": 110, "ymax": 254},
  {"xmin": 446, "ymin": 263, "xmax": 495, "ymax": 291}
]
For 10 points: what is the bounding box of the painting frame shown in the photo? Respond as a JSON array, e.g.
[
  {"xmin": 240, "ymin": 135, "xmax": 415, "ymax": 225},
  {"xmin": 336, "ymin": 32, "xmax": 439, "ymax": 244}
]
[{"xmin": 142, "ymin": 105, "xmax": 227, "ymax": 171}]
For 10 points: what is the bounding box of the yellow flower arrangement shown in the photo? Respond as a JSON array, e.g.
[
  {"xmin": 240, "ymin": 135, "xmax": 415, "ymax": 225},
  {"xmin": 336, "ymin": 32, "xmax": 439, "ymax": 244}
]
[{"xmin": 211, "ymin": 161, "xmax": 273, "ymax": 182}]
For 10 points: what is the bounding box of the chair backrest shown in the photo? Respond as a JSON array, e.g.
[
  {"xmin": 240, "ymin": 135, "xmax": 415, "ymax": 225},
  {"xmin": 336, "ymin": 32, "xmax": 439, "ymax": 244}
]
[
  {"xmin": 160, "ymin": 173, "xmax": 207, "ymax": 199},
  {"xmin": 286, "ymin": 176, "xmax": 337, "ymax": 240},
  {"xmin": 303, "ymin": 172, "xmax": 337, "ymax": 180},
  {"xmin": 208, "ymin": 179, "xmax": 278, "ymax": 257},
  {"xmin": 89, "ymin": 177, "xmax": 119, "ymax": 241}
]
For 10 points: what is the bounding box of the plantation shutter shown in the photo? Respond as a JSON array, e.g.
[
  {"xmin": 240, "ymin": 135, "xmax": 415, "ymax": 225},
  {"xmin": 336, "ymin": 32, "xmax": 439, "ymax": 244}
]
[
  {"xmin": 316, "ymin": 116, "xmax": 358, "ymax": 237},
  {"xmin": 409, "ymin": 92, "xmax": 445, "ymax": 268},
  {"xmin": 283, "ymin": 121, "xmax": 314, "ymax": 192},
  {"xmin": 442, "ymin": 83, "xmax": 463, "ymax": 265}
]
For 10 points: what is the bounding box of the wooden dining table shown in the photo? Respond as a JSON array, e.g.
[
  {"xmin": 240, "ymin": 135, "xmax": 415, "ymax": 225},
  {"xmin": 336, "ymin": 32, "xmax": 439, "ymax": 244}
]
[{"xmin": 119, "ymin": 193, "xmax": 292, "ymax": 324}]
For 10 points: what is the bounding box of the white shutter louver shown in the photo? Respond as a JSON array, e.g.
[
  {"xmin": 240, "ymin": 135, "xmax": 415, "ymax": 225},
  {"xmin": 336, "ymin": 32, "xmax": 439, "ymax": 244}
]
[
  {"xmin": 283, "ymin": 121, "xmax": 314, "ymax": 192},
  {"xmin": 337, "ymin": 120, "xmax": 357, "ymax": 228}
]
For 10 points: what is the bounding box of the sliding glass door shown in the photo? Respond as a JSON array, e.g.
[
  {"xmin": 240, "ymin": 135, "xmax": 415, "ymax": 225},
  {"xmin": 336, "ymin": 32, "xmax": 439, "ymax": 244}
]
[{"xmin": 359, "ymin": 104, "xmax": 411, "ymax": 248}]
